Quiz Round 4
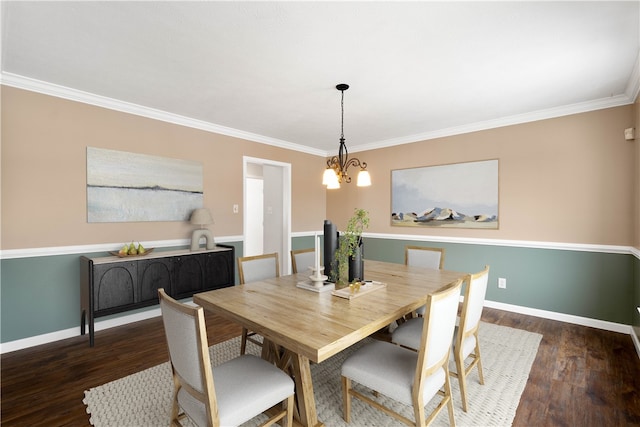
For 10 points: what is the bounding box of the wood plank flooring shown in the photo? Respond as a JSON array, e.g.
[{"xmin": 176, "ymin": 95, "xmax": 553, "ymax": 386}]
[{"xmin": 2, "ymin": 307, "xmax": 639, "ymax": 426}]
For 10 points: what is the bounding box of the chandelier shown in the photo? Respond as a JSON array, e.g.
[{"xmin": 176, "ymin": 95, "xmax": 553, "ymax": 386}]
[{"xmin": 322, "ymin": 84, "xmax": 371, "ymax": 189}]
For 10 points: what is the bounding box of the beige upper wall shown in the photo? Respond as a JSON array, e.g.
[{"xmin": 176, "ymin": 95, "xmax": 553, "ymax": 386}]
[
  {"xmin": 2, "ymin": 86, "xmax": 636, "ymax": 250},
  {"xmin": 1, "ymin": 87, "xmax": 327, "ymax": 250},
  {"xmin": 328, "ymin": 105, "xmax": 636, "ymax": 247}
]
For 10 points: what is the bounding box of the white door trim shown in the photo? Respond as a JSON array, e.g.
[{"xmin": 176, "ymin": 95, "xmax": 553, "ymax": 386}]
[{"xmin": 242, "ymin": 156, "xmax": 292, "ymax": 273}]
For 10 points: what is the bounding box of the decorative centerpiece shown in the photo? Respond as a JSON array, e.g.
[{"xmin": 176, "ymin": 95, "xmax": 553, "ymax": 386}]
[
  {"xmin": 296, "ymin": 232, "xmax": 333, "ymax": 293},
  {"xmin": 333, "ymin": 208, "xmax": 370, "ymax": 286},
  {"xmin": 309, "ymin": 233, "xmax": 328, "ymax": 288}
]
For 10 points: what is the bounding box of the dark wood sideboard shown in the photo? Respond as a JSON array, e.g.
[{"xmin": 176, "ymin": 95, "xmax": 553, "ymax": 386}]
[{"xmin": 80, "ymin": 244, "xmax": 235, "ymax": 346}]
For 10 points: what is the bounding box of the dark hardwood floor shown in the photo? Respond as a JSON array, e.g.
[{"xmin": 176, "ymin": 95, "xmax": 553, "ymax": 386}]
[{"xmin": 2, "ymin": 307, "xmax": 639, "ymax": 426}]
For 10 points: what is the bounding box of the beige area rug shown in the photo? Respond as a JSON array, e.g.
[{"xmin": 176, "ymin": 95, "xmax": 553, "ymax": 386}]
[{"xmin": 83, "ymin": 322, "xmax": 541, "ymax": 426}]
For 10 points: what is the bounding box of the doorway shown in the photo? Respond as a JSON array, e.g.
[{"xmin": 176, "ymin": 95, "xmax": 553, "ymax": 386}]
[{"xmin": 243, "ymin": 157, "xmax": 292, "ymax": 274}]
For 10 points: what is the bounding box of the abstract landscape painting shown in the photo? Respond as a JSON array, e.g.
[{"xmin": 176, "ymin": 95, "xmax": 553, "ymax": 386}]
[
  {"xmin": 87, "ymin": 147, "xmax": 203, "ymax": 222},
  {"xmin": 391, "ymin": 159, "xmax": 498, "ymax": 229}
]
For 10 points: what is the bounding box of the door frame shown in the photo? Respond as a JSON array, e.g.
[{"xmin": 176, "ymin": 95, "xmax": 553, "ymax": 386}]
[{"xmin": 242, "ymin": 156, "xmax": 292, "ymax": 273}]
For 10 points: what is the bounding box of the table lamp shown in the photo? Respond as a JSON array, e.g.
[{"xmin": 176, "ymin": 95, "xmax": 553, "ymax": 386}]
[{"xmin": 190, "ymin": 208, "xmax": 215, "ymax": 251}]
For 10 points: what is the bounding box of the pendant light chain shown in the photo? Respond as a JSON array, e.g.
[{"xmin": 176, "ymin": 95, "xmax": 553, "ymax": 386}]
[
  {"xmin": 341, "ymin": 88, "xmax": 345, "ymax": 141},
  {"xmin": 323, "ymin": 83, "xmax": 371, "ymax": 188}
]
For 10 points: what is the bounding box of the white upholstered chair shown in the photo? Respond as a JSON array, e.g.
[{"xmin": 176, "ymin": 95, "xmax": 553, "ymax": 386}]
[
  {"xmin": 405, "ymin": 245, "xmax": 446, "ymax": 270},
  {"xmin": 158, "ymin": 288, "xmax": 294, "ymax": 427},
  {"xmin": 290, "ymin": 248, "xmax": 315, "ymax": 274},
  {"xmin": 341, "ymin": 278, "xmax": 463, "ymax": 426},
  {"xmin": 237, "ymin": 252, "xmax": 280, "ymax": 284},
  {"xmin": 237, "ymin": 252, "xmax": 280, "ymax": 355},
  {"xmin": 392, "ymin": 265, "xmax": 490, "ymax": 412},
  {"xmin": 405, "ymin": 245, "xmax": 446, "ymax": 317}
]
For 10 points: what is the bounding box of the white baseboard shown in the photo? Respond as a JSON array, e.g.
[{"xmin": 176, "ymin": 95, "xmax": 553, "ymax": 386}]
[
  {"xmin": 484, "ymin": 299, "xmax": 632, "ymax": 334},
  {"xmin": 0, "ymin": 307, "xmax": 162, "ymax": 354},
  {"xmin": 0, "ymin": 297, "xmax": 635, "ymax": 354},
  {"xmin": 632, "ymin": 327, "xmax": 640, "ymax": 360}
]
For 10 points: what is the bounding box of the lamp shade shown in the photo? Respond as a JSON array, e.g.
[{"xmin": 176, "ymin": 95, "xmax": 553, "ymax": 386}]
[
  {"xmin": 357, "ymin": 170, "xmax": 371, "ymax": 187},
  {"xmin": 190, "ymin": 208, "xmax": 213, "ymax": 226},
  {"xmin": 323, "ymin": 168, "xmax": 341, "ymax": 189},
  {"xmin": 322, "ymin": 168, "xmax": 335, "ymax": 185}
]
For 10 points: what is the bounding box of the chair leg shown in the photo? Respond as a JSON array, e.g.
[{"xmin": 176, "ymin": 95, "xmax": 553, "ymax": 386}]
[
  {"xmin": 283, "ymin": 394, "xmax": 294, "ymax": 427},
  {"xmin": 170, "ymin": 378, "xmax": 182, "ymax": 426},
  {"xmin": 413, "ymin": 392, "xmax": 426, "ymax": 427},
  {"xmin": 444, "ymin": 370, "xmax": 456, "ymax": 427},
  {"xmin": 342, "ymin": 376, "xmax": 352, "ymax": 423},
  {"xmin": 455, "ymin": 349, "xmax": 469, "ymax": 413},
  {"xmin": 240, "ymin": 327, "xmax": 248, "ymax": 355},
  {"xmin": 475, "ymin": 338, "xmax": 485, "ymax": 385}
]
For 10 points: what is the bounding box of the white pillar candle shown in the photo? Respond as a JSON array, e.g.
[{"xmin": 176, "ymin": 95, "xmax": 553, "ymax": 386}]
[{"xmin": 315, "ymin": 233, "xmax": 320, "ymax": 275}]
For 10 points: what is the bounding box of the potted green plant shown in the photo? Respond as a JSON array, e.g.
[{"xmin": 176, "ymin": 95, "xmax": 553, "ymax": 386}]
[{"xmin": 332, "ymin": 208, "xmax": 370, "ymax": 286}]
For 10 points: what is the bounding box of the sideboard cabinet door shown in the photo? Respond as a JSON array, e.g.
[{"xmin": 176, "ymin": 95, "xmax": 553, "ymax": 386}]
[
  {"xmin": 202, "ymin": 250, "xmax": 234, "ymax": 290},
  {"xmin": 93, "ymin": 261, "xmax": 137, "ymax": 315},
  {"xmin": 172, "ymin": 255, "xmax": 206, "ymax": 300},
  {"xmin": 137, "ymin": 257, "xmax": 174, "ymax": 305}
]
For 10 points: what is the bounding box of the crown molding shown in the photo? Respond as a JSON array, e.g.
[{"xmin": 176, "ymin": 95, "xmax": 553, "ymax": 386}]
[
  {"xmin": 0, "ymin": 72, "xmax": 327, "ymax": 157},
  {"xmin": 349, "ymin": 94, "xmax": 635, "ymax": 153},
  {"xmin": 1, "ymin": 72, "xmax": 636, "ymax": 158},
  {"xmin": 624, "ymin": 49, "xmax": 640, "ymax": 101}
]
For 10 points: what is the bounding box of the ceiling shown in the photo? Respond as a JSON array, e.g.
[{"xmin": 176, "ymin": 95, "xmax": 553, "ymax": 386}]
[{"xmin": 2, "ymin": 1, "xmax": 639, "ymax": 156}]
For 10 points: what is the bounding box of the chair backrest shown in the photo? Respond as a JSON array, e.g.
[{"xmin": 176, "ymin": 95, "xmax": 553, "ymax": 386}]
[
  {"xmin": 405, "ymin": 245, "xmax": 445, "ymax": 270},
  {"xmin": 415, "ymin": 278, "xmax": 463, "ymax": 382},
  {"xmin": 459, "ymin": 265, "xmax": 490, "ymax": 338},
  {"xmin": 290, "ymin": 248, "xmax": 315, "ymax": 274},
  {"xmin": 158, "ymin": 288, "xmax": 218, "ymax": 425},
  {"xmin": 237, "ymin": 252, "xmax": 280, "ymax": 284}
]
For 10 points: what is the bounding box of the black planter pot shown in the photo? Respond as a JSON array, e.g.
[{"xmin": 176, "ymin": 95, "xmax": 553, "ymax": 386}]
[{"xmin": 348, "ymin": 240, "xmax": 364, "ymax": 282}]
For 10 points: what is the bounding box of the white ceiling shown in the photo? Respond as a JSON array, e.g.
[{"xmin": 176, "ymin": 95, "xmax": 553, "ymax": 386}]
[{"xmin": 2, "ymin": 1, "xmax": 639, "ymax": 156}]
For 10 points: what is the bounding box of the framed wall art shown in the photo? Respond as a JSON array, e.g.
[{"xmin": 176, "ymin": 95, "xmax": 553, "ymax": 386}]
[
  {"xmin": 391, "ymin": 159, "xmax": 498, "ymax": 229},
  {"xmin": 87, "ymin": 147, "xmax": 203, "ymax": 222}
]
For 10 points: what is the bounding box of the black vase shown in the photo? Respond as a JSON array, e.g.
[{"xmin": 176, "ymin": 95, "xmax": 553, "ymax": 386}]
[
  {"xmin": 348, "ymin": 240, "xmax": 364, "ymax": 282},
  {"xmin": 323, "ymin": 220, "xmax": 339, "ymax": 282}
]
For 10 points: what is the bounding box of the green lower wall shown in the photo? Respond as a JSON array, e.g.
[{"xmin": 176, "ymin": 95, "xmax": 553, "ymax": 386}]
[
  {"xmin": 1, "ymin": 242, "xmax": 243, "ymax": 343},
  {"xmin": 362, "ymin": 237, "xmax": 634, "ymax": 325},
  {"xmin": 0, "ymin": 237, "xmax": 635, "ymax": 344},
  {"xmin": 2, "ymin": 254, "xmax": 82, "ymax": 342}
]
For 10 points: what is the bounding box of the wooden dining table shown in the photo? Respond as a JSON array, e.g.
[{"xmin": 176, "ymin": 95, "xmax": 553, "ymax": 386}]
[{"xmin": 193, "ymin": 259, "xmax": 467, "ymax": 427}]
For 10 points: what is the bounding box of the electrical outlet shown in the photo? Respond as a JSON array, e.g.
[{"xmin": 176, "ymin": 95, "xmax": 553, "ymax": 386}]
[{"xmin": 498, "ymin": 278, "xmax": 507, "ymax": 289}]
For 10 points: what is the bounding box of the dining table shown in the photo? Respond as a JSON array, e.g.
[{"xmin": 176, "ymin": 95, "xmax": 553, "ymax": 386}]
[{"xmin": 193, "ymin": 259, "xmax": 468, "ymax": 427}]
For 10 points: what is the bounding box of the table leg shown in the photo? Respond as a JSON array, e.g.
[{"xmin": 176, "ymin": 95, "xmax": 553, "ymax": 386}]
[
  {"xmin": 260, "ymin": 339, "xmax": 322, "ymax": 427},
  {"xmin": 291, "ymin": 352, "xmax": 322, "ymax": 427}
]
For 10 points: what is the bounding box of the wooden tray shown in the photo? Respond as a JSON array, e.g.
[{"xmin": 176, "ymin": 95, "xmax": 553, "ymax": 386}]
[
  {"xmin": 332, "ymin": 281, "xmax": 386, "ymax": 300},
  {"xmin": 109, "ymin": 248, "xmax": 154, "ymax": 258}
]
